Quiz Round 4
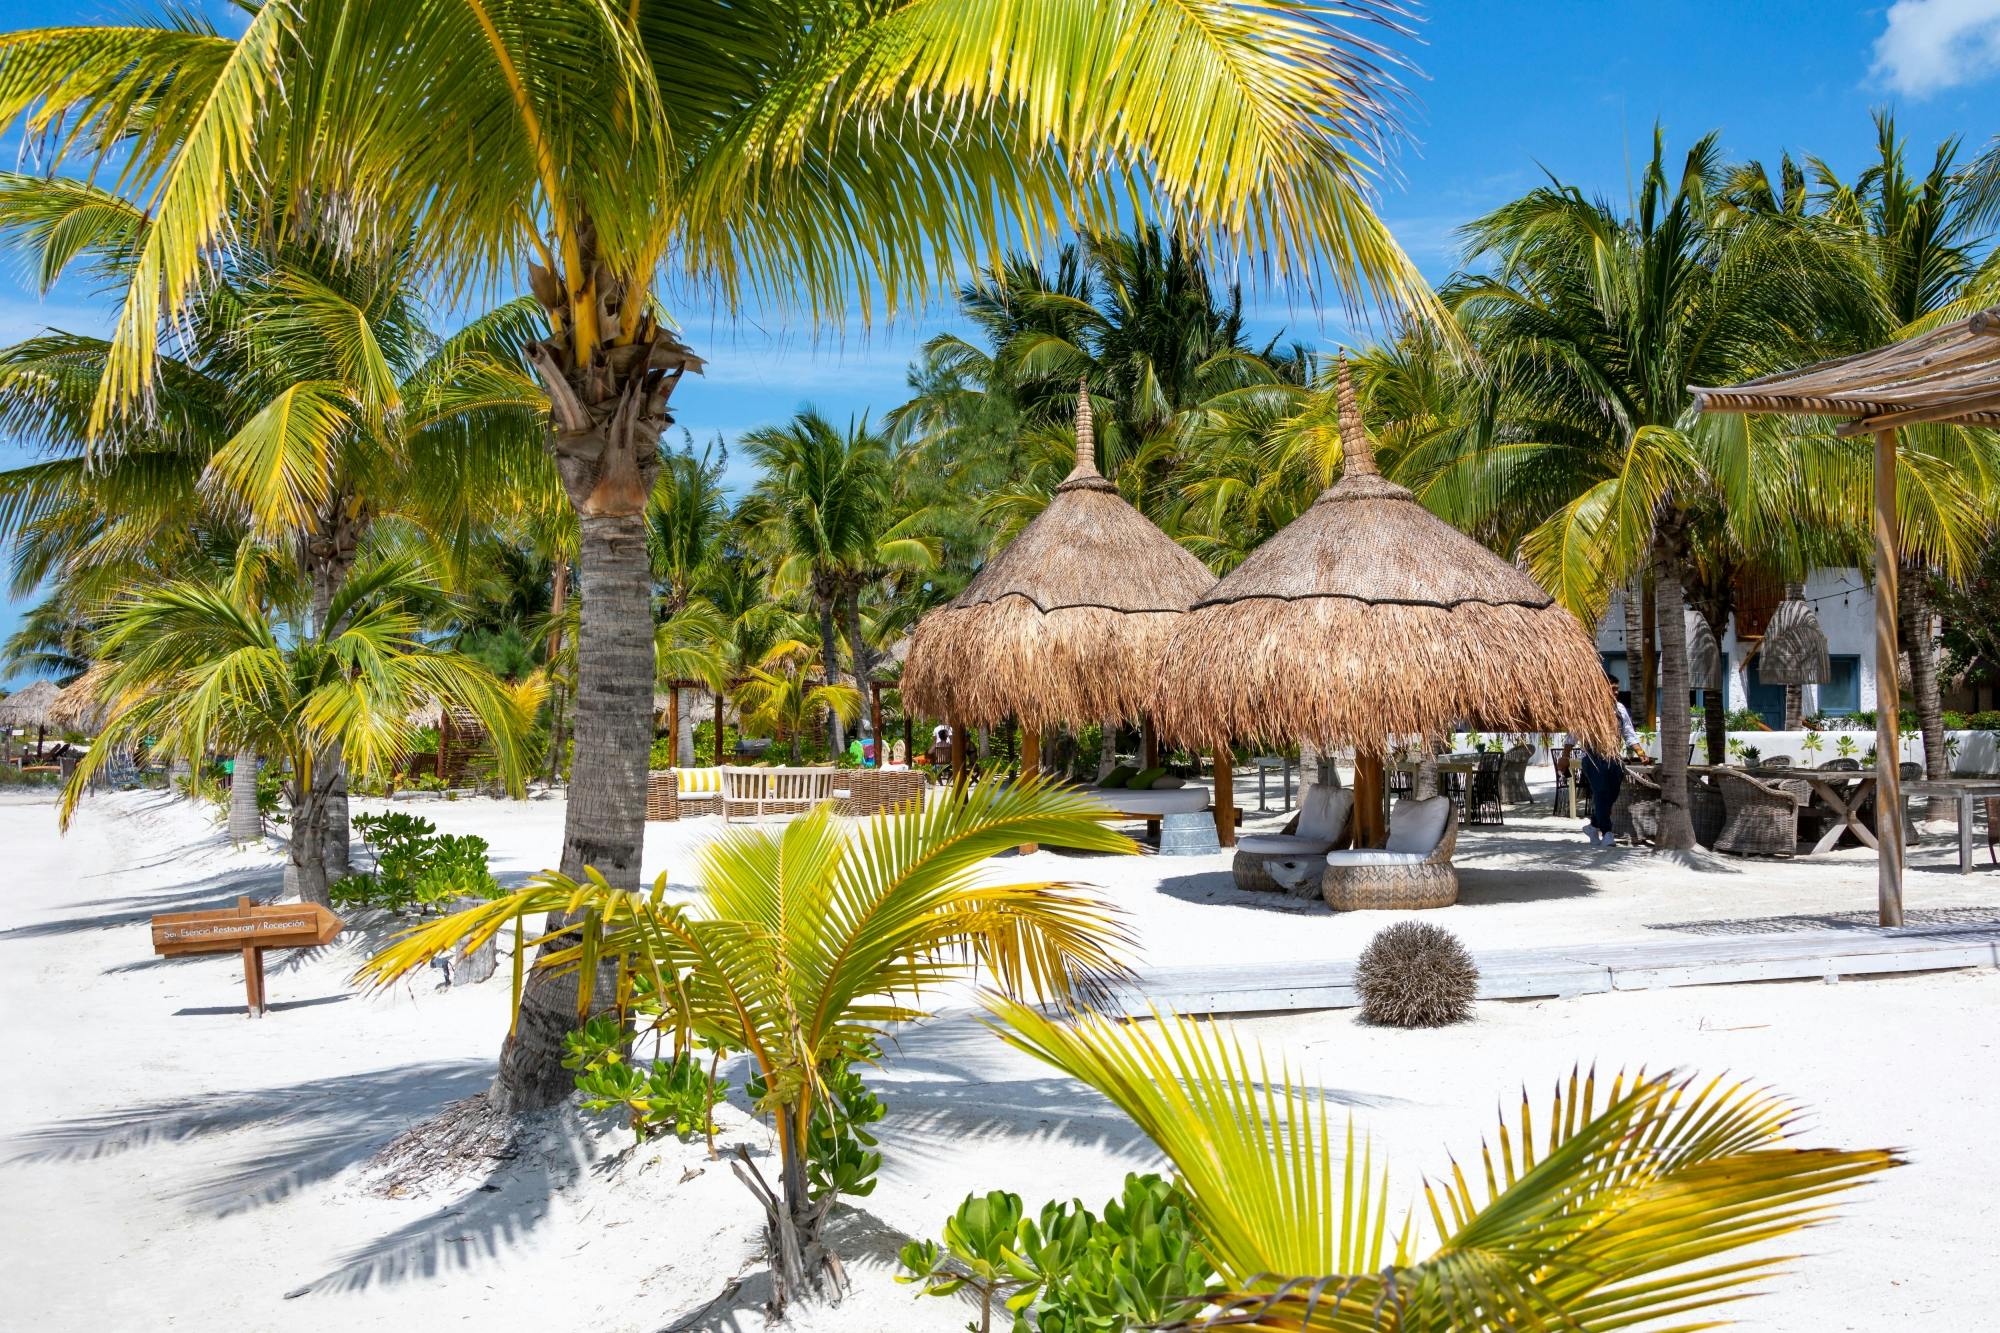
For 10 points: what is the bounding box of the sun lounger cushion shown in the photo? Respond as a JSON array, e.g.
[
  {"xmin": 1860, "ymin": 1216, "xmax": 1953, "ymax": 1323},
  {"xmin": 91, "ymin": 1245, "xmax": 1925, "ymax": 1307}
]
[
  {"xmin": 1238, "ymin": 833, "xmax": 1337, "ymax": 856},
  {"xmin": 1385, "ymin": 795, "xmax": 1452, "ymax": 855},
  {"xmin": 1126, "ymin": 766, "xmax": 1168, "ymax": 789},
  {"xmin": 1098, "ymin": 765, "xmax": 1137, "ymax": 789},
  {"xmin": 1297, "ymin": 785, "xmax": 1353, "ymax": 844},
  {"xmin": 1151, "ymin": 774, "xmax": 1186, "ymax": 789},
  {"xmin": 677, "ymin": 768, "xmax": 723, "ymax": 796},
  {"xmin": 1322, "ymin": 849, "xmax": 1429, "ymax": 867}
]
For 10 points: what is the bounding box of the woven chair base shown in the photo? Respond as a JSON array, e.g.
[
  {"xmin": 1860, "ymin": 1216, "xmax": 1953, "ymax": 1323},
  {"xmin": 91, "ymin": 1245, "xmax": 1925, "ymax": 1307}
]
[
  {"xmin": 645, "ymin": 771, "xmax": 679, "ymax": 821},
  {"xmin": 1231, "ymin": 849, "xmax": 1326, "ymax": 900},
  {"xmin": 1322, "ymin": 863, "xmax": 1459, "ymax": 911},
  {"xmin": 834, "ymin": 770, "xmax": 929, "ymax": 817}
]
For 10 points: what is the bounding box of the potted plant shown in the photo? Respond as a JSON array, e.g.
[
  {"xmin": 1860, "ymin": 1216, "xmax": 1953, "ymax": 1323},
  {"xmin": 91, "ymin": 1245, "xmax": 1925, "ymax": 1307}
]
[
  {"xmin": 1727, "ymin": 737, "xmax": 1746, "ymax": 765},
  {"xmin": 1836, "ymin": 734, "xmax": 1858, "ymax": 762},
  {"xmin": 1801, "ymin": 731, "xmax": 1825, "ymax": 766},
  {"xmin": 1740, "ymin": 744, "xmax": 1763, "ymax": 769}
]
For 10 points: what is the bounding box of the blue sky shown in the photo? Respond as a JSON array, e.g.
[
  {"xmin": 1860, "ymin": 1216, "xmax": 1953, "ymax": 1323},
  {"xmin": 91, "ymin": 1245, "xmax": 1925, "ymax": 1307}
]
[{"xmin": 1, "ymin": 0, "xmax": 1997, "ymax": 681}]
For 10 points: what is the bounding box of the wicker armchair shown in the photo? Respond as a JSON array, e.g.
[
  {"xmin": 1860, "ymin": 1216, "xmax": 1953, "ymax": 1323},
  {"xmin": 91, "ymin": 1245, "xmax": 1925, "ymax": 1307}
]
[
  {"xmin": 645, "ymin": 768, "xmax": 725, "ymax": 821},
  {"xmin": 1611, "ymin": 766, "xmax": 1662, "ymax": 844},
  {"xmin": 1233, "ymin": 787, "xmax": 1353, "ymax": 898},
  {"xmin": 1761, "ymin": 755, "xmax": 1794, "ymax": 769},
  {"xmin": 1712, "ymin": 768, "xmax": 1807, "ymax": 857},
  {"xmin": 1690, "ymin": 773, "xmax": 1725, "ymax": 848},
  {"xmin": 834, "ymin": 768, "xmax": 929, "ymax": 817},
  {"xmin": 1818, "ymin": 757, "xmax": 1860, "ymax": 770},
  {"xmin": 1322, "ymin": 799, "xmax": 1458, "ymax": 911}
]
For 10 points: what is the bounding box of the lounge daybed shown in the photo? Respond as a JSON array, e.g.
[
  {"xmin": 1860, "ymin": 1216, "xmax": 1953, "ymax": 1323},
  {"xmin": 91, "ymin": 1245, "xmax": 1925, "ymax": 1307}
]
[
  {"xmin": 1233, "ymin": 784, "xmax": 1352, "ymax": 898},
  {"xmin": 834, "ymin": 768, "xmax": 929, "ymax": 817},
  {"xmin": 645, "ymin": 766, "xmax": 725, "ymax": 821},
  {"xmin": 1321, "ymin": 795, "xmax": 1458, "ymax": 910}
]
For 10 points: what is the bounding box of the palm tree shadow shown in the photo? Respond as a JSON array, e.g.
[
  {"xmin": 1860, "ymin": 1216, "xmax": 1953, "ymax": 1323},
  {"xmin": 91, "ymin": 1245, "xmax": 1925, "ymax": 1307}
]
[
  {"xmin": 4, "ymin": 1059, "xmax": 491, "ymax": 1220},
  {"xmin": 2, "ymin": 863, "xmax": 287, "ymax": 941}
]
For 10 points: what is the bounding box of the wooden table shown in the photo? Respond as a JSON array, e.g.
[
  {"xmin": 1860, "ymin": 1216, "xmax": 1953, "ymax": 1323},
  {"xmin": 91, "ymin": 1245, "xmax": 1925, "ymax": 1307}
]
[
  {"xmin": 1903, "ymin": 779, "xmax": 2000, "ymax": 873},
  {"xmin": 1687, "ymin": 765, "xmax": 1878, "ymax": 855}
]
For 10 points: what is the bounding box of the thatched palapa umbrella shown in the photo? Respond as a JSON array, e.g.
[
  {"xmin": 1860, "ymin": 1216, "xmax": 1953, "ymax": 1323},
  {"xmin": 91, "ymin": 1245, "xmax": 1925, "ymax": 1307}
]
[
  {"xmin": 902, "ymin": 383, "xmax": 1216, "ymax": 753},
  {"xmin": 1151, "ymin": 360, "xmax": 1615, "ymax": 844},
  {"xmin": 0, "ymin": 678, "xmax": 62, "ymax": 758}
]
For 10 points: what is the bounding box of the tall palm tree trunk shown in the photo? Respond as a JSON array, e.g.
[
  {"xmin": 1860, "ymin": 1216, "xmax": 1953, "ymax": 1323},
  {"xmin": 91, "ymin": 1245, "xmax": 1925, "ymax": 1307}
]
[
  {"xmin": 306, "ymin": 501, "xmax": 362, "ymax": 877},
  {"xmin": 841, "ymin": 586, "xmax": 875, "ymax": 704},
  {"xmin": 816, "ymin": 594, "xmax": 845, "ymax": 754},
  {"xmin": 1639, "ymin": 573, "xmax": 1659, "ymax": 726},
  {"xmin": 1651, "ymin": 526, "xmax": 1698, "ymax": 849},
  {"xmin": 1900, "ymin": 559, "xmax": 1947, "ymax": 817},
  {"xmin": 287, "ymin": 773, "xmax": 332, "ymax": 907},
  {"xmin": 494, "ymin": 509, "xmax": 653, "ymax": 1113},
  {"xmin": 1622, "ymin": 574, "xmax": 1646, "ymax": 705},
  {"xmin": 1693, "ymin": 587, "xmax": 1732, "ymax": 766},
  {"xmin": 227, "ymin": 749, "xmax": 262, "ymax": 844}
]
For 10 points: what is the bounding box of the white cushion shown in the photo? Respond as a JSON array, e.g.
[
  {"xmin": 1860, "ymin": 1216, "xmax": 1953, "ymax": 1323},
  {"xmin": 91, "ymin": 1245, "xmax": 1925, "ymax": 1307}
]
[
  {"xmin": 1324, "ymin": 849, "xmax": 1428, "ymax": 867},
  {"xmin": 1384, "ymin": 796, "xmax": 1451, "ymax": 855},
  {"xmin": 1083, "ymin": 786, "xmax": 1211, "ymax": 816},
  {"xmin": 1238, "ymin": 833, "xmax": 1336, "ymax": 856},
  {"xmin": 1151, "ymin": 775, "xmax": 1186, "ymax": 789},
  {"xmin": 1296, "ymin": 785, "xmax": 1353, "ymax": 843}
]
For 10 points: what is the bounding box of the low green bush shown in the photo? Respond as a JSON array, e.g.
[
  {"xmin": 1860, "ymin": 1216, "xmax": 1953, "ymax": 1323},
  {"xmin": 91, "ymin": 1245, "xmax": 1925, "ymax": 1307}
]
[
  {"xmin": 563, "ymin": 1014, "xmax": 728, "ymax": 1144},
  {"xmin": 329, "ymin": 812, "xmax": 499, "ymax": 913},
  {"xmin": 898, "ymin": 1172, "xmax": 1207, "ymax": 1332},
  {"xmin": 746, "ymin": 1041, "xmax": 885, "ymax": 1199}
]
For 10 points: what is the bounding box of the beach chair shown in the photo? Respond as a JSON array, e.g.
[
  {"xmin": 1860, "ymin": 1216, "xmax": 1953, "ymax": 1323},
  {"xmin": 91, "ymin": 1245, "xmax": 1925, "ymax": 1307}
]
[
  {"xmin": 1321, "ymin": 795, "xmax": 1458, "ymax": 910},
  {"xmin": 1232, "ymin": 784, "xmax": 1352, "ymax": 897}
]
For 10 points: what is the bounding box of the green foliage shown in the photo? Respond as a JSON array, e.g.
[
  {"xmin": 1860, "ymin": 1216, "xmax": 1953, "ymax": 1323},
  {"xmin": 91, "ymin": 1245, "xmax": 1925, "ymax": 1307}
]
[
  {"xmin": 330, "ymin": 811, "xmax": 498, "ymax": 913},
  {"xmin": 747, "ymin": 1043, "xmax": 885, "ymax": 1201},
  {"xmin": 897, "ymin": 1173, "xmax": 1206, "ymax": 1333},
  {"xmin": 562, "ymin": 1014, "xmax": 727, "ymax": 1145},
  {"xmin": 0, "ymin": 763, "xmax": 62, "ymax": 788}
]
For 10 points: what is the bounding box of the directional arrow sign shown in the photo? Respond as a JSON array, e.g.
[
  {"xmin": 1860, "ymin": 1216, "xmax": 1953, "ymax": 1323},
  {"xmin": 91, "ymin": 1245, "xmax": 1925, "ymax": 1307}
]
[{"xmin": 150, "ymin": 897, "xmax": 345, "ymax": 1016}]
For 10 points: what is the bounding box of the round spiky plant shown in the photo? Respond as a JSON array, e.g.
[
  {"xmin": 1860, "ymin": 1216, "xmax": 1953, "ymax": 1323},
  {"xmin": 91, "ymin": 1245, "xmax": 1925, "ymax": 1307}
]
[{"xmin": 1354, "ymin": 922, "xmax": 1478, "ymax": 1028}]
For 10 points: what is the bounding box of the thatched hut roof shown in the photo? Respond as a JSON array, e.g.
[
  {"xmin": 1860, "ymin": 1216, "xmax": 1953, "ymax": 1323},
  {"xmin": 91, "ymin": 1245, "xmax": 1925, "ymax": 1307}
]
[
  {"xmin": 0, "ymin": 678, "xmax": 61, "ymax": 729},
  {"xmin": 1756, "ymin": 597, "xmax": 1830, "ymax": 685},
  {"xmin": 1684, "ymin": 610, "xmax": 1723, "ymax": 690},
  {"xmin": 901, "ymin": 383, "xmax": 1217, "ymax": 729},
  {"xmin": 1150, "ymin": 360, "xmax": 1617, "ymax": 754},
  {"xmin": 48, "ymin": 669, "xmax": 111, "ymax": 732}
]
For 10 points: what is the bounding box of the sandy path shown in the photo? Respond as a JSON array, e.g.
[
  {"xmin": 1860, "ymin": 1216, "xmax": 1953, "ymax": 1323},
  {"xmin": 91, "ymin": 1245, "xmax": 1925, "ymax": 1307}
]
[{"xmin": 3, "ymin": 785, "xmax": 1996, "ymax": 1331}]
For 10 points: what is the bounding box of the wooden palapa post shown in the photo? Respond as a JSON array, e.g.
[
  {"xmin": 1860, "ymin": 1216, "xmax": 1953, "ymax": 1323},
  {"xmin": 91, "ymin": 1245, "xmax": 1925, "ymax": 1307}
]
[
  {"xmin": 1874, "ymin": 429, "xmax": 1905, "ymax": 926},
  {"xmin": 1141, "ymin": 718, "xmax": 1160, "ymax": 771},
  {"xmin": 1212, "ymin": 742, "xmax": 1236, "ymax": 848},
  {"xmin": 1017, "ymin": 721, "xmax": 1041, "ymax": 853},
  {"xmin": 1352, "ymin": 750, "xmax": 1387, "ymax": 848},
  {"xmin": 666, "ymin": 687, "xmax": 680, "ymax": 766},
  {"xmin": 869, "ymin": 682, "xmax": 884, "ymax": 765},
  {"xmin": 949, "ymin": 720, "xmax": 968, "ymax": 787}
]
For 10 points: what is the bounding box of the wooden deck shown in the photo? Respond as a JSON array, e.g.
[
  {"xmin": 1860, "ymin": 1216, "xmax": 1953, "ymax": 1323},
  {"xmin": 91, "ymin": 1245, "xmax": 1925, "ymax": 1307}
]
[{"xmin": 1101, "ymin": 917, "xmax": 2000, "ymax": 1018}]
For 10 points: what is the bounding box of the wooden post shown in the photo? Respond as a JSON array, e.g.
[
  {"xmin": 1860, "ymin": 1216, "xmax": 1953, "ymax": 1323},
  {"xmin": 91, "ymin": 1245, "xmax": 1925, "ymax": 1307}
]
[
  {"xmin": 1017, "ymin": 723, "xmax": 1041, "ymax": 854},
  {"xmin": 1352, "ymin": 750, "xmax": 1387, "ymax": 848},
  {"xmin": 949, "ymin": 720, "xmax": 968, "ymax": 787},
  {"xmin": 1142, "ymin": 719, "xmax": 1160, "ymax": 770},
  {"xmin": 903, "ymin": 711, "xmax": 913, "ymax": 768},
  {"xmin": 1874, "ymin": 429, "xmax": 1905, "ymax": 927},
  {"xmin": 241, "ymin": 944, "xmax": 266, "ymax": 1017},
  {"xmin": 666, "ymin": 687, "xmax": 680, "ymax": 769},
  {"xmin": 713, "ymin": 689, "xmax": 726, "ymax": 766},
  {"xmin": 869, "ymin": 682, "xmax": 883, "ymax": 766},
  {"xmin": 1213, "ymin": 742, "xmax": 1236, "ymax": 848}
]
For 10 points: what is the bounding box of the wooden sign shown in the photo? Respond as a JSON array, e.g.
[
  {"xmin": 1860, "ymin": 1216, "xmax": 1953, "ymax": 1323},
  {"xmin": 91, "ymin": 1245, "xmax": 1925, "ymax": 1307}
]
[{"xmin": 151, "ymin": 897, "xmax": 344, "ymax": 1017}]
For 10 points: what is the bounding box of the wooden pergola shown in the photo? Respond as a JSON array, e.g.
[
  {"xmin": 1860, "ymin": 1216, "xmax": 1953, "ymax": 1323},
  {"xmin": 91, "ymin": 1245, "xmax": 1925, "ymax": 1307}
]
[{"xmin": 1693, "ymin": 304, "xmax": 2000, "ymax": 926}]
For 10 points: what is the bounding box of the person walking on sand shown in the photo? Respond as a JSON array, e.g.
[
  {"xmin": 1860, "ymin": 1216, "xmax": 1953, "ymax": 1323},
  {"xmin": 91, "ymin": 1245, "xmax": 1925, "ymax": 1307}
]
[{"xmin": 1578, "ymin": 671, "xmax": 1642, "ymax": 847}]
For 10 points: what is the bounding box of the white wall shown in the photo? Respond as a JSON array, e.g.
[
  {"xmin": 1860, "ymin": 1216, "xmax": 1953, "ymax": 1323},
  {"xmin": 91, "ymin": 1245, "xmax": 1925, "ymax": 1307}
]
[{"xmin": 1596, "ymin": 567, "xmax": 1886, "ymax": 717}]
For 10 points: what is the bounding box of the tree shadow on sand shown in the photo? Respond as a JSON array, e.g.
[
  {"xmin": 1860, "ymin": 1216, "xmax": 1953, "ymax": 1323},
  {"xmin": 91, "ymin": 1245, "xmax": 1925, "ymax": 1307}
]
[
  {"xmin": 4, "ymin": 1059, "xmax": 491, "ymax": 1219},
  {"xmin": 1, "ymin": 862, "xmax": 288, "ymax": 942},
  {"xmin": 655, "ymin": 1203, "xmax": 916, "ymax": 1332}
]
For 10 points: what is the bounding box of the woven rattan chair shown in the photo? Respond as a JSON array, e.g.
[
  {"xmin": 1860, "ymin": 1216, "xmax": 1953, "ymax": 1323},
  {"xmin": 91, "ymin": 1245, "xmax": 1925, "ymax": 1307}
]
[
  {"xmin": 1465, "ymin": 752, "xmax": 1505, "ymax": 826},
  {"xmin": 1761, "ymin": 755, "xmax": 1794, "ymax": 769},
  {"xmin": 1690, "ymin": 773, "xmax": 1725, "ymax": 848},
  {"xmin": 645, "ymin": 768, "xmax": 726, "ymax": 821},
  {"xmin": 1611, "ymin": 766, "xmax": 1661, "ymax": 844},
  {"xmin": 1234, "ymin": 786, "xmax": 1353, "ymax": 897},
  {"xmin": 1712, "ymin": 768, "xmax": 1806, "ymax": 857},
  {"xmin": 721, "ymin": 765, "xmax": 837, "ymax": 821},
  {"xmin": 1321, "ymin": 798, "xmax": 1458, "ymax": 911},
  {"xmin": 1818, "ymin": 757, "xmax": 1860, "ymax": 770},
  {"xmin": 834, "ymin": 769, "xmax": 928, "ymax": 817}
]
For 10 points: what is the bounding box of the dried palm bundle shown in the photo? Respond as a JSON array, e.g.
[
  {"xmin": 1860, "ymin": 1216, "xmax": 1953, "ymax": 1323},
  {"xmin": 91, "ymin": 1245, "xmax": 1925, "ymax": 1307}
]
[{"xmin": 1354, "ymin": 920, "xmax": 1478, "ymax": 1027}]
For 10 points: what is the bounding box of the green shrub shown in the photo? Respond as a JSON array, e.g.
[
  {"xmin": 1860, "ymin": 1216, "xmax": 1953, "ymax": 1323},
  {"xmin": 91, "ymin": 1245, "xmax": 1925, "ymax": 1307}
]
[
  {"xmin": 898, "ymin": 1173, "xmax": 1207, "ymax": 1332},
  {"xmin": 746, "ymin": 1042, "xmax": 885, "ymax": 1200},
  {"xmin": 562, "ymin": 1014, "xmax": 728, "ymax": 1144},
  {"xmin": 0, "ymin": 764, "xmax": 62, "ymax": 787},
  {"xmin": 330, "ymin": 812, "xmax": 499, "ymax": 913}
]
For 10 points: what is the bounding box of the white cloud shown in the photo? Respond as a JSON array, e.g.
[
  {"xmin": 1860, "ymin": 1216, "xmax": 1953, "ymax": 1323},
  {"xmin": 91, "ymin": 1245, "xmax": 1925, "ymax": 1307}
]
[{"xmin": 1872, "ymin": 0, "xmax": 2000, "ymax": 96}]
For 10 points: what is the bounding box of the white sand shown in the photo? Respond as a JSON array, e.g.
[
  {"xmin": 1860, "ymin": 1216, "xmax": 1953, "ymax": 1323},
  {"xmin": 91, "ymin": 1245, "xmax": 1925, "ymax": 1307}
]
[{"xmin": 2, "ymin": 781, "xmax": 1996, "ymax": 1331}]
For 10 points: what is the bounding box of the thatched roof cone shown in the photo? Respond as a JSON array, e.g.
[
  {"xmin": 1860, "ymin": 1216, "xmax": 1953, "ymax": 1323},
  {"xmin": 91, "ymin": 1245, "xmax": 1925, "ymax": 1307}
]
[
  {"xmin": 49, "ymin": 668, "xmax": 111, "ymax": 732},
  {"xmin": 901, "ymin": 382, "xmax": 1217, "ymax": 730},
  {"xmin": 1149, "ymin": 359, "xmax": 1616, "ymax": 754},
  {"xmin": 0, "ymin": 678, "xmax": 62, "ymax": 729},
  {"xmin": 1757, "ymin": 597, "xmax": 1830, "ymax": 685}
]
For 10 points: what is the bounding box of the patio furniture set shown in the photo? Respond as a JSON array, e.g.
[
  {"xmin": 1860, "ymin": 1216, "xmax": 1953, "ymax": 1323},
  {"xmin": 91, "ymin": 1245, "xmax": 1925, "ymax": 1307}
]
[
  {"xmin": 644, "ymin": 765, "xmax": 929, "ymax": 822},
  {"xmin": 1231, "ymin": 784, "xmax": 1460, "ymax": 909}
]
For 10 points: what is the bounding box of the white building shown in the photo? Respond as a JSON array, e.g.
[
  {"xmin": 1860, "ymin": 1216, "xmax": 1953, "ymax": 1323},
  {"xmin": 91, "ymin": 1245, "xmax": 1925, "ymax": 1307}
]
[{"xmin": 1595, "ymin": 568, "xmax": 1881, "ymax": 724}]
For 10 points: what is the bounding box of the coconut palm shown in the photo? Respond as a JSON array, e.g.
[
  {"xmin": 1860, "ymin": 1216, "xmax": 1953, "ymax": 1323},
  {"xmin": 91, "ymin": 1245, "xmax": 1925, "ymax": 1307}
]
[
  {"xmin": 1442, "ymin": 131, "xmax": 1870, "ymax": 846},
  {"xmin": 0, "ymin": 0, "xmax": 1436, "ymax": 1112},
  {"xmin": 990, "ymin": 998, "xmax": 1898, "ymax": 1330},
  {"xmin": 62, "ymin": 557, "xmax": 531, "ymax": 904},
  {"xmin": 357, "ymin": 780, "xmax": 1135, "ymax": 1309},
  {"xmin": 735, "ymin": 649, "xmax": 864, "ymax": 764}
]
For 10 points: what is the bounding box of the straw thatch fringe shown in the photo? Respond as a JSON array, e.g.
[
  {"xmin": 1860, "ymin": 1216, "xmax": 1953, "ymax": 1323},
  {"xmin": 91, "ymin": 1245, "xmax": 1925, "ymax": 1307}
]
[
  {"xmin": 48, "ymin": 667, "xmax": 111, "ymax": 732},
  {"xmin": 901, "ymin": 597, "xmax": 1187, "ymax": 730},
  {"xmin": 1151, "ymin": 597, "xmax": 1616, "ymax": 754},
  {"xmin": 0, "ymin": 678, "xmax": 61, "ymax": 728},
  {"xmin": 1758, "ymin": 598, "xmax": 1831, "ymax": 685},
  {"xmin": 901, "ymin": 381, "xmax": 1216, "ymax": 729}
]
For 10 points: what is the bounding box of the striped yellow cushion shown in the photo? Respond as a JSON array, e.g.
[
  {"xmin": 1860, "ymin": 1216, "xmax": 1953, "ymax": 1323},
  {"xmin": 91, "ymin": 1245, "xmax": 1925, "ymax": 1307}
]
[{"xmin": 678, "ymin": 768, "xmax": 720, "ymax": 795}]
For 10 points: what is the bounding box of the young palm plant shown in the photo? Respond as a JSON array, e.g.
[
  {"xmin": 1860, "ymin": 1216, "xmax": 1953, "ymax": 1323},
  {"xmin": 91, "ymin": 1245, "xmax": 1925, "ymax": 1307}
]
[
  {"xmin": 357, "ymin": 779, "xmax": 1137, "ymax": 1311},
  {"xmin": 990, "ymin": 1000, "xmax": 1899, "ymax": 1331},
  {"xmin": 735, "ymin": 648, "xmax": 865, "ymax": 764},
  {"xmin": 62, "ymin": 558, "xmax": 532, "ymax": 904}
]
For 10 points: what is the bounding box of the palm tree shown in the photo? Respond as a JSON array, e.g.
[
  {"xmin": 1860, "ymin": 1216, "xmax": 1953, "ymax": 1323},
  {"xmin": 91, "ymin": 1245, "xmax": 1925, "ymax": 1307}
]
[
  {"xmin": 62, "ymin": 558, "xmax": 531, "ymax": 904},
  {"xmin": 1444, "ymin": 131, "xmax": 1868, "ymax": 846},
  {"xmin": 649, "ymin": 436, "xmax": 732, "ymax": 763},
  {"xmin": 991, "ymin": 999, "xmax": 1898, "ymax": 1329},
  {"xmin": 743, "ymin": 411, "xmax": 934, "ymax": 750},
  {"xmin": 356, "ymin": 781, "xmax": 1135, "ymax": 1310},
  {"xmin": 0, "ymin": 0, "xmax": 1437, "ymax": 1112},
  {"xmin": 736, "ymin": 648, "xmax": 864, "ymax": 764}
]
